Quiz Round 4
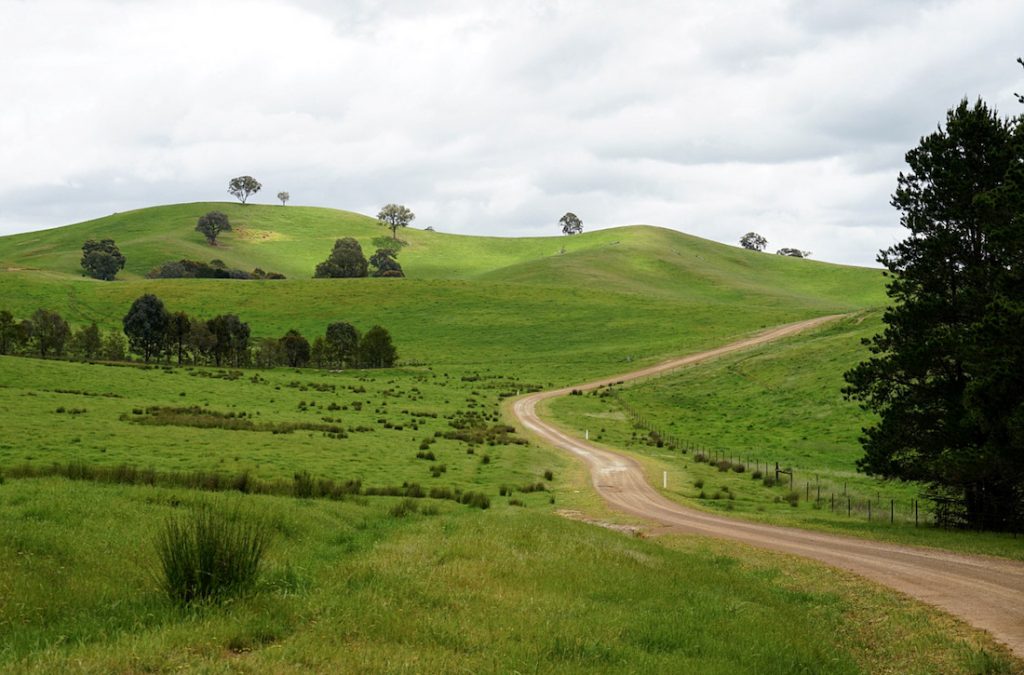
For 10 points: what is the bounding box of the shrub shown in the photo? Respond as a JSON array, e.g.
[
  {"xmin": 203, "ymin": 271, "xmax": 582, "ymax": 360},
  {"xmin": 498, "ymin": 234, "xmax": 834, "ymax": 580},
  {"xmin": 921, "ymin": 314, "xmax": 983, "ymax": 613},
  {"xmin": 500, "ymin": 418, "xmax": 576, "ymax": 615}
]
[
  {"xmin": 751, "ymin": 470, "xmax": 763, "ymax": 480},
  {"xmin": 732, "ymin": 463, "xmax": 746, "ymax": 473},
  {"xmin": 694, "ymin": 452, "xmax": 708, "ymax": 463},
  {"xmin": 155, "ymin": 505, "xmax": 271, "ymax": 605},
  {"xmin": 543, "ymin": 469, "xmax": 554, "ymax": 481},
  {"xmin": 694, "ymin": 479, "xmax": 704, "ymax": 489},
  {"xmin": 508, "ymin": 498, "xmax": 525, "ymax": 507},
  {"xmin": 389, "ymin": 498, "xmax": 419, "ymax": 518},
  {"xmin": 762, "ymin": 476, "xmax": 776, "ymax": 488},
  {"xmin": 716, "ymin": 460, "xmax": 731, "ymax": 472},
  {"xmin": 784, "ymin": 491, "xmax": 800, "ymax": 507},
  {"xmin": 481, "ymin": 454, "xmax": 491, "ymax": 465}
]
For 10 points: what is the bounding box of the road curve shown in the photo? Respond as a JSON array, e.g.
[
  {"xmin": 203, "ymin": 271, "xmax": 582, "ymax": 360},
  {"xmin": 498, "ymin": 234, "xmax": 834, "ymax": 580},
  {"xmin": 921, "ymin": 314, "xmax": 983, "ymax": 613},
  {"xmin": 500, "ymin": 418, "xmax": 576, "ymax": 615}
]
[{"xmin": 511, "ymin": 316, "xmax": 1024, "ymax": 657}]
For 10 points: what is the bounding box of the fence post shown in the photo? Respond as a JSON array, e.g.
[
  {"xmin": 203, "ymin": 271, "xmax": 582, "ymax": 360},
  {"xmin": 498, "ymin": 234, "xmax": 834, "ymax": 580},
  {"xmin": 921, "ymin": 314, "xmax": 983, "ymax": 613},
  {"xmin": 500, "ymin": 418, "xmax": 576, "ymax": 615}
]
[
  {"xmin": 890, "ymin": 499, "xmax": 894, "ymax": 524},
  {"xmin": 831, "ymin": 493, "xmax": 834, "ymax": 512},
  {"xmin": 847, "ymin": 496, "xmax": 851, "ymax": 517},
  {"xmin": 915, "ymin": 500, "xmax": 918, "ymax": 528},
  {"xmin": 868, "ymin": 500, "xmax": 871, "ymax": 521}
]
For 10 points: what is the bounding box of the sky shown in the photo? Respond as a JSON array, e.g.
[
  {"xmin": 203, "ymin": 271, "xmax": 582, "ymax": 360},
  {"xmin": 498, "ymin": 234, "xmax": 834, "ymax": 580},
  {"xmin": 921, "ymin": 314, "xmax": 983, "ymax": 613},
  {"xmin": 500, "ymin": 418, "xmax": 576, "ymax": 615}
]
[{"xmin": 1, "ymin": 0, "xmax": 1021, "ymax": 266}]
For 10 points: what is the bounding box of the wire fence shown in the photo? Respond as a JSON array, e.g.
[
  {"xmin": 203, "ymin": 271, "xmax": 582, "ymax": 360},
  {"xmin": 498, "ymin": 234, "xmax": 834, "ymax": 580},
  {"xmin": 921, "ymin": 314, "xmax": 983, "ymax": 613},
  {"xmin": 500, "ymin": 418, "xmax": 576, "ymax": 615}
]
[{"xmin": 606, "ymin": 392, "xmax": 938, "ymax": 527}]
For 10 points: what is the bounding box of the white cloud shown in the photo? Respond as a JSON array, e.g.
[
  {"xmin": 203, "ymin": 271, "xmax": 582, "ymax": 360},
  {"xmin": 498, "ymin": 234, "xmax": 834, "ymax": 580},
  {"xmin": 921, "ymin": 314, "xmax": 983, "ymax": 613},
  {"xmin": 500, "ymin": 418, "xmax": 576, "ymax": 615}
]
[{"xmin": 0, "ymin": 0, "xmax": 1021, "ymax": 265}]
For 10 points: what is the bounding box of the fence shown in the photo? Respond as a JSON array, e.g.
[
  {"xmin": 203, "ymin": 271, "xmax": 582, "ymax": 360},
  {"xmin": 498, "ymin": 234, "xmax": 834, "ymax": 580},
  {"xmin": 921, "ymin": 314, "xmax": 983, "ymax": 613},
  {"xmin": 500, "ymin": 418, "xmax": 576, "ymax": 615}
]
[{"xmin": 608, "ymin": 392, "xmax": 937, "ymax": 527}]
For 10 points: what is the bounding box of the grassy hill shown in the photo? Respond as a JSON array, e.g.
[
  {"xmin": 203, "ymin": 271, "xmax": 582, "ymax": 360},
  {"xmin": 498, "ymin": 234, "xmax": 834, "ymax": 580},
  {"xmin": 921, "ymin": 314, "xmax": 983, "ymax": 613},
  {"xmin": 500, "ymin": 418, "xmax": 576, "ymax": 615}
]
[
  {"xmin": 4, "ymin": 205, "xmax": 1015, "ymax": 672},
  {"xmin": 0, "ymin": 203, "xmax": 886, "ymax": 381}
]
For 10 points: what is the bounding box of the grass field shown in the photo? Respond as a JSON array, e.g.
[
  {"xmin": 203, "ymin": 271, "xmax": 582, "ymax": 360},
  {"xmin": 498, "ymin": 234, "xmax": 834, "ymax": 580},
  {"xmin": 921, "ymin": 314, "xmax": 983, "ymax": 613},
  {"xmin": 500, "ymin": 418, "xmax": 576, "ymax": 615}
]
[
  {"xmin": 1, "ymin": 204, "xmax": 1020, "ymax": 671},
  {"xmin": 1, "ymin": 479, "xmax": 1016, "ymax": 673},
  {"xmin": 545, "ymin": 314, "xmax": 1024, "ymax": 560}
]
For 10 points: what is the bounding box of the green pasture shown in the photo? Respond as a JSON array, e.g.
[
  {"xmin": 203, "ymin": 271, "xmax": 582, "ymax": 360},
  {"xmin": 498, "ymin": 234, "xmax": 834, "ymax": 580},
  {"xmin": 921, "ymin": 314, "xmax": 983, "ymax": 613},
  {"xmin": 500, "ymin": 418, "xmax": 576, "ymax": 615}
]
[{"xmin": 0, "ymin": 479, "xmax": 1014, "ymax": 673}]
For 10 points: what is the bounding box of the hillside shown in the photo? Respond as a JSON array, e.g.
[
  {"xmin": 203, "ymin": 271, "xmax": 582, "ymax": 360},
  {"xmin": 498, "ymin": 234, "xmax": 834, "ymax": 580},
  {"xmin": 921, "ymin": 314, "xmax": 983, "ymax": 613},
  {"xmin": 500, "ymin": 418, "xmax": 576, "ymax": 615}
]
[{"xmin": 0, "ymin": 204, "xmax": 885, "ymax": 380}]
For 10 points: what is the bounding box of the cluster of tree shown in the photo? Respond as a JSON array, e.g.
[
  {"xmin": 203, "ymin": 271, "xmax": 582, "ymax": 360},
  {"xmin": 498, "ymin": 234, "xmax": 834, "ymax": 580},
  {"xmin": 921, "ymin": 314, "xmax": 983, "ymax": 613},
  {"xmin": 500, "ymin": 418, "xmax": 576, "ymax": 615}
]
[
  {"xmin": 738, "ymin": 233, "xmax": 811, "ymax": 258},
  {"xmin": 227, "ymin": 176, "xmax": 292, "ymax": 207},
  {"xmin": 254, "ymin": 322, "xmax": 397, "ymax": 369},
  {"xmin": 0, "ymin": 308, "xmax": 126, "ymax": 361},
  {"xmin": 1, "ymin": 297, "xmax": 399, "ymax": 372},
  {"xmin": 81, "ymin": 239, "xmax": 126, "ymax": 280},
  {"xmin": 146, "ymin": 259, "xmax": 285, "ymax": 280},
  {"xmin": 314, "ymin": 237, "xmax": 405, "ymax": 278},
  {"xmin": 843, "ymin": 83, "xmax": 1024, "ymax": 530}
]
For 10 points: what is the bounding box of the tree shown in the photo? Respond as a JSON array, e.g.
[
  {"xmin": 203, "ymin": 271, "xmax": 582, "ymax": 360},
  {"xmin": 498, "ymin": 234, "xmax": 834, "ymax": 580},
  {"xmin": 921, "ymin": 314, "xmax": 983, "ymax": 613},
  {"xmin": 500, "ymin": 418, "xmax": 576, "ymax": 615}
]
[
  {"xmin": 207, "ymin": 314, "xmax": 249, "ymax": 367},
  {"xmin": 123, "ymin": 294, "xmax": 169, "ymax": 362},
  {"xmin": 167, "ymin": 311, "xmax": 192, "ymax": 365},
  {"xmin": 188, "ymin": 317, "xmax": 216, "ymax": 365},
  {"xmin": 358, "ymin": 325, "xmax": 397, "ymax": 368},
  {"xmin": 279, "ymin": 329, "xmax": 311, "ymax": 367},
  {"xmin": 195, "ymin": 211, "xmax": 231, "ymax": 245},
  {"xmin": 228, "ymin": 176, "xmax": 261, "ymax": 204},
  {"xmin": 27, "ymin": 309, "xmax": 70, "ymax": 358},
  {"xmin": 369, "ymin": 248, "xmax": 404, "ymax": 277},
  {"xmin": 314, "ymin": 238, "xmax": 369, "ymax": 278},
  {"xmin": 325, "ymin": 321, "xmax": 360, "ymax": 368},
  {"xmin": 377, "ymin": 204, "xmax": 415, "ymax": 240},
  {"xmin": 81, "ymin": 239, "xmax": 126, "ymax": 280},
  {"xmin": 0, "ymin": 310, "xmax": 17, "ymax": 354},
  {"xmin": 310, "ymin": 336, "xmax": 328, "ymax": 368},
  {"xmin": 70, "ymin": 322, "xmax": 102, "ymax": 360},
  {"xmin": 277, "ymin": 191, "xmax": 289, "ymax": 206},
  {"xmin": 842, "ymin": 98, "xmax": 1023, "ymax": 530},
  {"xmin": 739, "ymin": 232, "xmax": 767, "ymax": 251},
  {"xmin": 255, "ymin": 337, "xmax": 283, "ymax": 368},
  {"xmin": 102, "ymin": 331, "xmax": 126, "ymax": 361},
  {"xmin": 559, "ymin": 212, "xmax": 583, "ymax": 235},
  {"xmin": 776, "ymin": 248, "xmax": 811, "ymax": 258}
]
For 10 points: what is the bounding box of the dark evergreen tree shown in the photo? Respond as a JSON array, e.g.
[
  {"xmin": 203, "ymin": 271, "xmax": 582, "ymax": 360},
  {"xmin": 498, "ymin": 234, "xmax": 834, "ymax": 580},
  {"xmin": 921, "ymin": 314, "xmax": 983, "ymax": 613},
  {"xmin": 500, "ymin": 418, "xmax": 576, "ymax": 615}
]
[
  {"xmin": 28, "ymin": 309, "xmax": 70, "ymax": 358},
  {"xmin": 81, "ymin": 239, "xmax": 126, "ymax": 280},
  {"xmin": 279, "ymin": 329, "xmax": 311, "ymax": 367},
  {"xmin": 314, "ymin": 238, "xmax": 369, "ymax": 278},
  {"xmin": 325, "ymin": 321, "xmax": 360, "ymax": 367},
  {"xmin": 358, "ymin": 325, "xmax": 397, "ymax": 368},
  {"xmin": 123, "ymin": 294, "xmax": 169, "ymax": 362},
  {"xmin": 843, "ymin": 99, "xmax": 1023, "ymax": 530},
  {"xmin": 167, "ymin": 311, "xmax": 192, "ymax": 365},
  {"xmin": 369, "ymin": 248, "xmax": 404, "ymax": 277},
  {"xmin": 207, "ymin": 314, "xmax": 249, "ymax": 367}
]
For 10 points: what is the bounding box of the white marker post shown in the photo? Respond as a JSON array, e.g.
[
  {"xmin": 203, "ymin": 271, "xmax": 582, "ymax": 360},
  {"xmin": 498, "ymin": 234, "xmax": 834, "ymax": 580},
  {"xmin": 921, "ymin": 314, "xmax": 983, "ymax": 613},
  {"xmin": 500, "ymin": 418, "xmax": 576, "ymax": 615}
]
[
  {"xmin": 585, "ymin": 429, "xmax": 589, "ymax": 440},
  {"xmin": 663, "ymin": 471, "xmax": 667, "ymax": 489}
]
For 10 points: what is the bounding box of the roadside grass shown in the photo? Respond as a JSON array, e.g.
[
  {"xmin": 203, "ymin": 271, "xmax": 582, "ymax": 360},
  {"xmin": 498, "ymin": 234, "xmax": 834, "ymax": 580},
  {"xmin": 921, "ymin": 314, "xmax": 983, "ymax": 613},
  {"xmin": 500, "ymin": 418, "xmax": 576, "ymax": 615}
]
[
  {"xmin": 544, "ymin": 315, "xmax": 1024, "ymax": 560},
  {"xmin": 0, "ymin": 479, "xmax": 1015, "ymax": 674}
]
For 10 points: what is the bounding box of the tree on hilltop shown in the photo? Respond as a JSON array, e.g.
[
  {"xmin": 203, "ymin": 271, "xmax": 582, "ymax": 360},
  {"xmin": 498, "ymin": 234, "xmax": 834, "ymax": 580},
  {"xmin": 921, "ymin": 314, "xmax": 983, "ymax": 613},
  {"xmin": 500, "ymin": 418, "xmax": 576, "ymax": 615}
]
[
  {"xmin": 377, "ymin": 204, "xmax": 415, "ymax": 240},
  {"xmin": 277, "ymin": 191, "xmax": 290, "ymax": 206},
  {"xmin": 195, "ymin": 211, "xmax": 231, "ymax": 245},
  {"xmin": 81, "ymin": 239, "xmax": 126, "ymax": 280},
  {"xmin": 560, "ymin": 212, "xmax": 583, "ymax": 235},
  {"xmin": 776, "ymin": 248, "xmax": 811, "ymax": 258},
  {"xmin": 739, "ymin": 232, "xmax": 767, "ymax": 251},
  {"xmin": 228, "ymin": 176, "xmax": 261, "ymax": 205}
]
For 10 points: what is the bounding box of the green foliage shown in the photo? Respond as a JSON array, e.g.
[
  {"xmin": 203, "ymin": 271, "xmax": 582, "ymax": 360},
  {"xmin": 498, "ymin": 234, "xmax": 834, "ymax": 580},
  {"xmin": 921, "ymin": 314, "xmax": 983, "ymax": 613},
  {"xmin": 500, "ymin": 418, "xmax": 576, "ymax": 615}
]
[
  {"xmin": 195, "ymin": 211, "xmax": 231, "ymax": 245},
  {"xmin": 279, "ymin": 329, "xmax": 311, "ymax": 367},
  {"xmin": 739, "ymin": 232, "xmax": 767, "ymax": 251},
  {"xmin": 358, "ymin": 325, "xmax": 397, "ymax": 368},
  {"xmin": 844, "ymin": 99, "xmax": 1024, "ymax": 530},
  {"xmin": 156, "ymin": 504, "xmax": 271, "ymax": 604},
  {"xmin": 559, "ymin": 212, "xmax": 582, "ymax": 235},
  {"xmin": 376, "ymin": 203, "xmax": 415, "ymax": 240},
  {"xmin": 148, "ymin": 258, "xmax": 284, "ymax": 279},
  {"xmin": 0, "ymin": 309, "xmax": 17, "ymax": 354},
  {"xmin": 369, "ymin": 248, "xmax": 404, "ymax": 277},
  {"xmin": 123, "ymin": 294, "xmax": 169, "ymax": 362},
  {"xmin": 70, "ymin": 322, "xmax": 102, "ymax": 360},
  {"xmin": 206, "ymin": 314, "xmax": 250, "ymax": 367},
  {"xmin": 277, "ymin": 191, "xmax": 289, "ymax": 206},
  {"xmin": 776, "ymin": 248, "xmax": 810, "ymax": 258},
  {"xmin": 27, "ymin": 308, "xmax": 70, "ymax": 358},
  {"xmin": 80, "ymin": 239, "xmax": 125, "ymax": 280},
  {"xmin": 324, "ymin": 321, "xmax": 360, "ymax": 368},
  {"xmin": 227, "ymin": 176, "xmax": 261, "ymax": 205},
  {"xmin": 314, "ymin": 237, "xmax": 368, "ymax": 278}
]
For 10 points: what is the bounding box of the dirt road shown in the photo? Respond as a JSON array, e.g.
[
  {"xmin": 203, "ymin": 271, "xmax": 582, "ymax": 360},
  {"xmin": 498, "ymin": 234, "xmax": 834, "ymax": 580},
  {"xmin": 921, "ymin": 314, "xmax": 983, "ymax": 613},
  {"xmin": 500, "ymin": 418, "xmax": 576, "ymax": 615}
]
[{"xmin": 511, "ymin": 316, "xmax": 1024, "ymax": 657}]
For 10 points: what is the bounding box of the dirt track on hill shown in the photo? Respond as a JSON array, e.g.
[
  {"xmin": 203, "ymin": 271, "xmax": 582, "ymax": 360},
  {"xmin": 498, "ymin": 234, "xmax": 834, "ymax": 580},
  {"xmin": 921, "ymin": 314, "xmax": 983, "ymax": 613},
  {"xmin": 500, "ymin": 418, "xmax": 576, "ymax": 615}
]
[{"xmin": 511, "ymin": 316, "xmax": 1024, "ymax": 657}]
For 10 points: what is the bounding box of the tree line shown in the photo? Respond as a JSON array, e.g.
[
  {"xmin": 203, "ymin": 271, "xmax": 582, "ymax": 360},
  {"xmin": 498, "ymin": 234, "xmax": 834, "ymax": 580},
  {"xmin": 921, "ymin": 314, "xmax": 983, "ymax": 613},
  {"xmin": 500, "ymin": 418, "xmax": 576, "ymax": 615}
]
[{"xmin": 0, "ymin": 297, "xmax": 397, "ymax": 370}]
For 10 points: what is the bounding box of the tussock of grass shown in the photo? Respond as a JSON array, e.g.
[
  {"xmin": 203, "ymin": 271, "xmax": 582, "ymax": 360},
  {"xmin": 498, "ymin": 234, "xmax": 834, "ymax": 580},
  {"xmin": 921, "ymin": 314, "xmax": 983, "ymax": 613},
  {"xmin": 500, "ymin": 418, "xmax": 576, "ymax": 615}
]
[{"xmin": 156, "ymin": 504, "xmax": 271, "ymax": 605}]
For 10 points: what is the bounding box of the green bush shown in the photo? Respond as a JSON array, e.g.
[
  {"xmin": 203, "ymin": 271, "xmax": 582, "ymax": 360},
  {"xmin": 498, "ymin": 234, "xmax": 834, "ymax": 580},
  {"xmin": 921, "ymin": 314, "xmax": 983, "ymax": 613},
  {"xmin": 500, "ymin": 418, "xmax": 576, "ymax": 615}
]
[{"xmin": 155, "ymin": 505, "xmax": 272, "ymax": 605}]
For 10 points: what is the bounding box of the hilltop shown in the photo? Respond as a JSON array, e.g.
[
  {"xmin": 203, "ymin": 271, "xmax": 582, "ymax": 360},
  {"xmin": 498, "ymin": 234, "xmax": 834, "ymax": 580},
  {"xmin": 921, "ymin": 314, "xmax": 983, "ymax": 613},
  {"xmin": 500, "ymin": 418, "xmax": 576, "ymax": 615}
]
[{"xmin": 0, "ymin": 203, "xmax": 885, "ymax": 380}]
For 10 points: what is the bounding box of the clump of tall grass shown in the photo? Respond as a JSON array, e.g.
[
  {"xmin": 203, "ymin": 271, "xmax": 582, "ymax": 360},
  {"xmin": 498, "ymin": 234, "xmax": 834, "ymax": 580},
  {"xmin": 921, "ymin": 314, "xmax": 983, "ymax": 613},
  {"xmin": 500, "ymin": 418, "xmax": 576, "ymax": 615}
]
[{"xmin": 155, "ymin": 504, "xmax": 272, "ymax": 605}]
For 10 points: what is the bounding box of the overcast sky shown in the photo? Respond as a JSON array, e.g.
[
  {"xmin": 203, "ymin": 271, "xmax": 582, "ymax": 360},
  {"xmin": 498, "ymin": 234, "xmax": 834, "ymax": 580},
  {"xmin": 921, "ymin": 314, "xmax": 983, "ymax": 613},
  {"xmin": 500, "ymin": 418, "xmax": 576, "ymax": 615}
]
[{"xmin": 1, "ymin": 1, "xmax": 1021, "ymax": 265}]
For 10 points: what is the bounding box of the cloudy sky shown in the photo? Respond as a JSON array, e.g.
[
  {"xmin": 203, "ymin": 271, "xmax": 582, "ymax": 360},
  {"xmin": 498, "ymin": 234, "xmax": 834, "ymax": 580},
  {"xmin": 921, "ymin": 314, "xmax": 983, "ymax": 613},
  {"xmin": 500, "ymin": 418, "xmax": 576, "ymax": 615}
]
[{"xmin": 1, "ymin": 0, "xmax": 1021, "ymax": 265}]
